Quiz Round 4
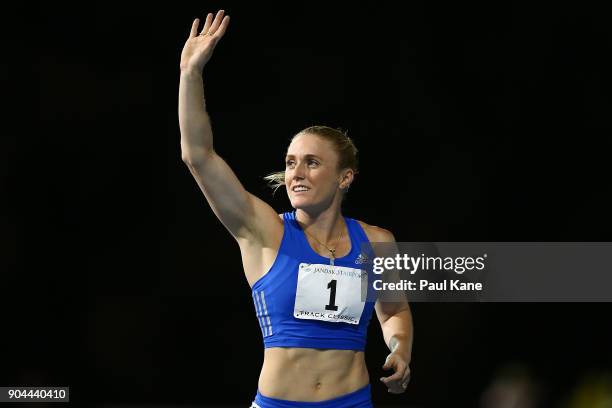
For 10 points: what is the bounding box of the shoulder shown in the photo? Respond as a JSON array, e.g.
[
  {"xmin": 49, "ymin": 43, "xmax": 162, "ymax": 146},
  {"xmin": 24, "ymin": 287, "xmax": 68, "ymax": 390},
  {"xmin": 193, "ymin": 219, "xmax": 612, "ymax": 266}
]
[{"xmin": 355, "ymin": 220, "xmax": 396, "ymax": 243}]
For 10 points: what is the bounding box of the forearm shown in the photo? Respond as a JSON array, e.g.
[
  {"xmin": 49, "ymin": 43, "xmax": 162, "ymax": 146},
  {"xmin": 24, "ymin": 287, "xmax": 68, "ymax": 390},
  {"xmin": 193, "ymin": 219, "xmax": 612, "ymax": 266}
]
[
  {"xmin": 381, "ymin": 308, "xmax": 413, "ymax": 363},
  {"xmin": 179, "ymin": 69, "xmax": 214, "ymax": 162}
]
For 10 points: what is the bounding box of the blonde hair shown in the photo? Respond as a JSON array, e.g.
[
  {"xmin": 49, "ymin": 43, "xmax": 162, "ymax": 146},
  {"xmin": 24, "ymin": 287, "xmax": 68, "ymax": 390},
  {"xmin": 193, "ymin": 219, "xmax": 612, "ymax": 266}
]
[{"xmin": 264, "ymin": 125, "xmax": 359, "ymax": 194}]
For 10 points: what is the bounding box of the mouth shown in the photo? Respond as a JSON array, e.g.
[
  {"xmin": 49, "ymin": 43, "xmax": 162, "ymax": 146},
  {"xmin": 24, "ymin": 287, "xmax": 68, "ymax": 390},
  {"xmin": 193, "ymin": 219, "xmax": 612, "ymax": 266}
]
[{"xmin": 291, "ymin": 185, "xmax": 311, "ymax": 193}]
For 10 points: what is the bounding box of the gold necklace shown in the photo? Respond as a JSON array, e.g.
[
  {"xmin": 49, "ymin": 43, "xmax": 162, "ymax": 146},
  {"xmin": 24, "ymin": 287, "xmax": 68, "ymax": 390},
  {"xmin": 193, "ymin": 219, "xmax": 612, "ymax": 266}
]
[{"xmin": 303, "ymin": 222, "xmax": 344, "ymax": 265}]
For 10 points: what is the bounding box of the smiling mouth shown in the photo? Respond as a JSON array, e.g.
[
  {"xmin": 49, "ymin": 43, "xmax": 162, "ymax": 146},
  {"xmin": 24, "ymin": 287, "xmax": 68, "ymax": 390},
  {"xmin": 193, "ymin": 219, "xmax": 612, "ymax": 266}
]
[{"xmin": 292, "ymin": 186, "xmax": 310, "ymax": 192}]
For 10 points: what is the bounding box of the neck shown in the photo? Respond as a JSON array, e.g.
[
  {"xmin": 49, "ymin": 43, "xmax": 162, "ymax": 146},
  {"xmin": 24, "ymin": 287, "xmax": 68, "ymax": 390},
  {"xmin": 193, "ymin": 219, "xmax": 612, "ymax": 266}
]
[{"xmin": 295, "ymin": 205, "xmax": 344, "ymax": 243}]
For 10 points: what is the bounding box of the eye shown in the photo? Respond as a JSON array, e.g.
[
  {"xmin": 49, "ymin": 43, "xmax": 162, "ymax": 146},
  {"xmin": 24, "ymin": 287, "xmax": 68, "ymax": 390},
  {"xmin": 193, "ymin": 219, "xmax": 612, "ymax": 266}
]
[
  {"xmin": 286, "ymin": 160, "xmax": 295, "ymax": 168},
  {"xmin": 307, "ymin": 159, "xmax": 319, "ymax": 167}
]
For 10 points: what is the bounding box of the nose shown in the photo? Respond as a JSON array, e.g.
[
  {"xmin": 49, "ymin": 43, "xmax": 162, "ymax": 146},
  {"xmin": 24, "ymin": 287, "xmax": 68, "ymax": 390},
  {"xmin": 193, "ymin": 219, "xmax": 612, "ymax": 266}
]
[{"xmin": 291, "ymin": 162, "xmax": 306, "ymax": 181}]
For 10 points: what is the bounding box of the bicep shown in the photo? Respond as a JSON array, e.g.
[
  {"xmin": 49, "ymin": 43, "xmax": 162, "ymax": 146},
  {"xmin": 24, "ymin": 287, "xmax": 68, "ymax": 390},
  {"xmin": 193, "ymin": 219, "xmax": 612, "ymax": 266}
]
[{"xmin": 365, "ymin": 225, "xmax": 409, "ymax": 323}]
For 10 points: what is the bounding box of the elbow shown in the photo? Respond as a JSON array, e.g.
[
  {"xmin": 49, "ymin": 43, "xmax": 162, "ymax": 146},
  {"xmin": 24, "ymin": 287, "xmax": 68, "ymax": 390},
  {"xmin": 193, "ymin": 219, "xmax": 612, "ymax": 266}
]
[
  {"xmin": 181, "ymin": 155, "xmax": 198, "ymax": 167},
  {"xmin": 181, "ymin": 147, "xmax": 215, "ymax": 167},
  {"xmin": 181, "ymin": 154, "xmax": 197, "ymax": 166}
]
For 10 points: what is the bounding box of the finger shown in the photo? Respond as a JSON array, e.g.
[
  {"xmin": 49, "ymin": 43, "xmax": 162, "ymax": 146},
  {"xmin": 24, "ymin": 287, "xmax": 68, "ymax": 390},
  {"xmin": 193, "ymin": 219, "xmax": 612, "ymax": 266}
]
[
  {"xmin": 401, "ymin": 375, "xmax": 410, "ymax": 387},
  {"xmin": 189, "ymin": 18, "xmax": 200, "ymax": 38},
  {"xmin": 384, "ymin": 365, "xmax": 407, "ymax": 383},
  {"xmin": 385, "ymin": 370, "xmax": 405, "ymax": 383},
  {"xmin": 379, "ymin": 372, "xmax": 402, "ymax": 384},
  {"xmin": 400, "ymin": 370, "xmax": 411, "ymax": 391},
  {"xmin": 382, "ymin": 355, "xmax": 394, "ymax": 370},
  {"xmin": 200, "ymin": 12, "xmax": 214, "ymax": 35},
  {"xmin": 403, "ymin": 368, "xmax": 411, "ymax": 383},
  {"xmin": 207, "ymin": 9, "xmax": 225, "ymax": 35},
  {"xmin": 214, "ymin": 15, "xmax": 230, "ymax": 39}
]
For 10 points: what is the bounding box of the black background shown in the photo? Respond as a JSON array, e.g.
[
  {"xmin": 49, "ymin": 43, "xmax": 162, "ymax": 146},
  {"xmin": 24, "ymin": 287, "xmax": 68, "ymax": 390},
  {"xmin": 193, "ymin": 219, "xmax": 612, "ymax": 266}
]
[{"xmin": 9, "ymin": 1, "xmax": 612, "ymax": 407}]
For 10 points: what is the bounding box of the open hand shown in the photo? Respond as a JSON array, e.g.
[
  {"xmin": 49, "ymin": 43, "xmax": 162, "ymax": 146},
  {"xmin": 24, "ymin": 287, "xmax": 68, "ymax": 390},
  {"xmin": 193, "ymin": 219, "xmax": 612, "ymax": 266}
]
[{"xmin": 180, "ymin": 10, "xmax": 230, "ymax": 72}]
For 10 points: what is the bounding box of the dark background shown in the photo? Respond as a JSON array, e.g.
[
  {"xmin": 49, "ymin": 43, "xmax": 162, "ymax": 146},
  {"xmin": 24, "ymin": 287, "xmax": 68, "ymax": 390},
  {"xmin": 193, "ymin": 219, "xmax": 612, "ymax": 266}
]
[{"xmin": 9, "ymin": 1, "xmax": 612, "ymax": 407}]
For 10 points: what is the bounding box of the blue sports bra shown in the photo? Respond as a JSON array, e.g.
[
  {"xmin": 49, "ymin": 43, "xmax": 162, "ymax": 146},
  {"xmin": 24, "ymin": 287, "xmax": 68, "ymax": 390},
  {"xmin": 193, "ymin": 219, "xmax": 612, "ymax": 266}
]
[{"xmin": 250, "ymin": 211, "xmax": 376, "ymax": 351}]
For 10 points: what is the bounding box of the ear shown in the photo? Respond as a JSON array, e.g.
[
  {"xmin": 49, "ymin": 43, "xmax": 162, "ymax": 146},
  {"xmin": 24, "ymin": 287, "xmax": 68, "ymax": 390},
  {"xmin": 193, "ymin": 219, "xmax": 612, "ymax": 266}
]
[{"xmin": 339, "ymin": 168, "xmax": 355, "ymax": 191}]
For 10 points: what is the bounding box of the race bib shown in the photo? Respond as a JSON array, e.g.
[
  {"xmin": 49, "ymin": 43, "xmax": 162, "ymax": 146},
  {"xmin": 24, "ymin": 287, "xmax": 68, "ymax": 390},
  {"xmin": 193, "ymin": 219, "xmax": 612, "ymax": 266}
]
[{"xmin": 294, "ymin": 263, "xmax": 367, "ymax": 325}]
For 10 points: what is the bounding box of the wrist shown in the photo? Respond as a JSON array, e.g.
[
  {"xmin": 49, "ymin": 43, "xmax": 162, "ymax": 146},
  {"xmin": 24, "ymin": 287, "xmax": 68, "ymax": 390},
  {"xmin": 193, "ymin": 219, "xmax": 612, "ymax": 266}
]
[
  {"xmin": 180, "ymin": 67, "xmax": 203, "ymax": 78},
  {"xmin": 389, "ymin": 334, "xmax": 412, "ymax": 362}
]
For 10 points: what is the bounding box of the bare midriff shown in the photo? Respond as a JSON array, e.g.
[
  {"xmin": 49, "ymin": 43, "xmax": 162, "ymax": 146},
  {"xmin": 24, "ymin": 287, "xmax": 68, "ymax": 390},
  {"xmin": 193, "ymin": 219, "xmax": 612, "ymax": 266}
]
[{"xmin": 258, "ymin": 347, "xmax": 369, "ymax": 401}]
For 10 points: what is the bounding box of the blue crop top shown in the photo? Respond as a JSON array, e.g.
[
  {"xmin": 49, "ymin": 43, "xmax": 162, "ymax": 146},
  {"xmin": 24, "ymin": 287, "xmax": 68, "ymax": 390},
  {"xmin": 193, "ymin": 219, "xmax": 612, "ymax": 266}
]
[{"xmin": 250, "ymin": 211, "xmax": 377, "ymax": 351}]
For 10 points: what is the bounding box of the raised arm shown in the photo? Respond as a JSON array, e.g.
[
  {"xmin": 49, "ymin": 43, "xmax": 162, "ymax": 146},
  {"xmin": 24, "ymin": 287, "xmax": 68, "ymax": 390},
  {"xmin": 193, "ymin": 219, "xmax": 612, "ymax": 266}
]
[{"xmin": 179, "ymin": 10, "xmax": 279, "ymax": 242}]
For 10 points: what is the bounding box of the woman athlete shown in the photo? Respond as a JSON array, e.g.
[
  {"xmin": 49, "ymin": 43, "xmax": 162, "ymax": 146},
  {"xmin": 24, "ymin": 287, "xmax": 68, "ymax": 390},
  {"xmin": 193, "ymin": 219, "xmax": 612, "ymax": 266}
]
[{"xmin": 179, "ymin": 10, "xmax": 413, "ymax": 407}]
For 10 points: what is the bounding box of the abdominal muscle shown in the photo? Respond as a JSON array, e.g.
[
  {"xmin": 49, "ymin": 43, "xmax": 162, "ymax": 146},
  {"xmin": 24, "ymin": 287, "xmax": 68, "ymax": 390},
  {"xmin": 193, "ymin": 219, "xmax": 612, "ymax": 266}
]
[
  {"xmin": 243, "ymin": 217, "xmax": 369, "ymax": 401},
  {"xmin": 258, "ymin": 347, "xmax": 369, "ymax": 401}
]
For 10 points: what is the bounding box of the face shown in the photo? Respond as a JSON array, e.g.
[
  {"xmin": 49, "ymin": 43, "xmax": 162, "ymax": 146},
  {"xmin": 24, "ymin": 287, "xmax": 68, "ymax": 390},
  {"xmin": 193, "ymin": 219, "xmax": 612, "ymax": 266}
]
[{"xmin": 284, "ymin": 133, "xmax": 352, "ymax": 211}]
